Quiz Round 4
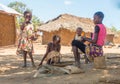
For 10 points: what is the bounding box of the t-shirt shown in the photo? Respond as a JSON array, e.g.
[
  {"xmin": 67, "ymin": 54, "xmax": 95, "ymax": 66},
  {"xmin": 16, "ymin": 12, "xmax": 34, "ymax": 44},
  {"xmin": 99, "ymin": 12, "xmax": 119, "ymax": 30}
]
[
  {"xmin": 74, "ymin": 31, "xmax": 85, "ymax": 41},
  {"xmin": 74, "ymin": 34, "xmax": 82, "ymax": 41}
]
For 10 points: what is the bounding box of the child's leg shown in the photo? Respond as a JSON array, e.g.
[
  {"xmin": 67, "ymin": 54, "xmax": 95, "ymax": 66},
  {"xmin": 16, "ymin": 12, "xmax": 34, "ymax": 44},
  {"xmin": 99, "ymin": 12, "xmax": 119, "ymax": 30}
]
[
  {"xmin": 84, "ymin": 54, "xmax": 90, "ymax": 64},
  {"xmin": 72, "ymin": 46, "xmax": 80, "ymax": 68},
  {"xmin": 77, "ymin": 52, "xmax": 81, "ymax": 65},
  {"xmin": 23, "ymin": 51, "xmax": 27, "ymax": 67},
  {"xmin": 47, "ymin": 59, "xmax": 52, "ymax": 65},
  {"xmin": 28, "ymin": 52, "xmax": 35, "ymax": 67}
]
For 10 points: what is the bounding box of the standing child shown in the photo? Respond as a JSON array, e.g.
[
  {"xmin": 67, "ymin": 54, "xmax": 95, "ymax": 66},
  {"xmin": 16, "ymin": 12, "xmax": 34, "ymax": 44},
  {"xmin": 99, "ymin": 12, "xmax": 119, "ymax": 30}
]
[
  {"xmin": 16, "ymin": 10, "xmax": 36, "ymax": 67},
  {"xmin": 84, "ymin": 11, "xmax": 106, "ymax": 60},
  {"xmin": 38, "ymin": 35, "xmax": 61, "ymax": 66}
]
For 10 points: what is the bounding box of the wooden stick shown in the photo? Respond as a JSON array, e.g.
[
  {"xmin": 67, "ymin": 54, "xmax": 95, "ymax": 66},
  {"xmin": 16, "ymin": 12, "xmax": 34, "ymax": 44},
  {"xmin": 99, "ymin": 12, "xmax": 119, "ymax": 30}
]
[{"xmin": 107, "ymin": 57, "xmax": 120, "ymax": 59}]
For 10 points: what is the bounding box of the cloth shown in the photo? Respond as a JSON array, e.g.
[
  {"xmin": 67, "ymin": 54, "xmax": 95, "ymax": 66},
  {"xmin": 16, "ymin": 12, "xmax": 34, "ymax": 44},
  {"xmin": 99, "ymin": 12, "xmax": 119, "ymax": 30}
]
[
  {"xmin": 74, "ymin": 31, "xmax": 85, "ymax": 41},
  {"xmin": 33, "ymin": 65, "xmax": 85, "ymax": 78},
  {"xmin": 72, "ymin": 40, "xmax": 86, "ymax": 53},
  {"xmin": 45, "ymin": 51, "xmax": 62, "ymax": 64},
  {"xmin": 74, "ymin": 34, "xmax": 82, "ymax": 41},
  {"xmin": 18, "ymin": 23, "xmax": 35, "ymax": 52},
  {"xmin": 89, "ymin": 45, "xmax": 103, "ymax": 57}
]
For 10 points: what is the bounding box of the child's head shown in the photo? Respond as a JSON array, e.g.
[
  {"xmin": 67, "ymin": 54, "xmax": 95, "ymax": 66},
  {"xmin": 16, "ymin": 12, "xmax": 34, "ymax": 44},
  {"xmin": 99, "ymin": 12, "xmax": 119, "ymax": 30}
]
[
  {"xmin": 93, "ymin": 11, "xmax": 104, "ymax": 24},
  {"xmin": 76, "ymin": 27, "xmax": 82, "ymax": 36},
  {"xmin": 24, "ymin": 10, "xmax": 32, "ymax": 23},
  {"xmin": 53, "ymin": 35, "xmax": 61, "ymax": 44}
]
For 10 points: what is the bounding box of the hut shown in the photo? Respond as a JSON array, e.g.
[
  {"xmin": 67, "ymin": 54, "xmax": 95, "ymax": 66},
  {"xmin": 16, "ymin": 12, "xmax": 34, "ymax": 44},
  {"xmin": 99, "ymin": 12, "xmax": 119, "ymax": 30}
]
[
  {"xmin": 113, "ymin": 32, "xmax": 120, "ymax": 43},
  {"xmin": 0, "ymin": 3, "xmax": 21, "ymax": 46},
  {"xmin": 39, "ymin": 14, "xmax": 114, "ymax": 46},
  {"xmin": 39, "ymin": 14, "xmax": 94, "ymax": 46},
  {"xmin": 105, "ymin": 29, "xmax": 115, "ymax": 43}
]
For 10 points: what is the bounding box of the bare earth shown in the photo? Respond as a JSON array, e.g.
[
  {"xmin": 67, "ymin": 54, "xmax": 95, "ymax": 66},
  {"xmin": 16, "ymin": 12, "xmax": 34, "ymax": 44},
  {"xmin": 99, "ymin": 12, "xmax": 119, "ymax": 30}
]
[{"xmin": 0, "ymin": 43, "xmax": 120, "ymax": 84}]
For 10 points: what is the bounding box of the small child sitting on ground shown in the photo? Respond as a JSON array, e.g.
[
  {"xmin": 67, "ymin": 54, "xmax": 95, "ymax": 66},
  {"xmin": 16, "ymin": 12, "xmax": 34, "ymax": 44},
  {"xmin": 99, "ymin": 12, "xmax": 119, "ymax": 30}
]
[{"xmin": 38, "ymin": 35, "xmax": 61, "ymax": 66}]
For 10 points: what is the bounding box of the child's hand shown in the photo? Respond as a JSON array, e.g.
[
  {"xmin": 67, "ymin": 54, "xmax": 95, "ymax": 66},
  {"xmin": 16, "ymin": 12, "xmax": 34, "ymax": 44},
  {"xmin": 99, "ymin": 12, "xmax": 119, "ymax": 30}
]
[
  {"xmin": 81, "ymin": 37, "xmax": 85, "ymax": 41},
  {"xmin": 16, "ymin": 50, "xmax": 19, "ymax": 55},
  {"xmin": 30, "ymin": 35, "xmax": 37, "ymax": 41},
  {"xmin": 37, "ymin": 29, "xmax": 41, "ymax": 31},
  {"xmin": 81, "ymin": 37, "xmax": 83, "ymax": 41}
]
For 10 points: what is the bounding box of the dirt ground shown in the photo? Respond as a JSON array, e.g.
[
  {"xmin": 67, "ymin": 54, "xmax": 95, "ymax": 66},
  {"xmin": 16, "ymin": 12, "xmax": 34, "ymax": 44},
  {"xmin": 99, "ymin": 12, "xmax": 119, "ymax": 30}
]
[{"xmin": 0, "ymin": 43, "xmax": 120, "ymax": 84}]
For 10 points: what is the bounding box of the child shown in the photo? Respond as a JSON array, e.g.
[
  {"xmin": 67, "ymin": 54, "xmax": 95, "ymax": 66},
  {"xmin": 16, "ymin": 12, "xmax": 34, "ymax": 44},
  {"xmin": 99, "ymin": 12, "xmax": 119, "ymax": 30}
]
[
  {"xmin": 72, "ymin": 27, "xmax": 89, "ymax": 68},
  {"xmin": 16, "ymin": 10, "xmax": 36, "ymax": 67},
  {"xmin": 74, "ymin": 27, "xmax": 85, "ymax": 41},
  {"xmin": 38, "ymin": 35, "xmax": 61, "ymax": 66},
  {"xmin": 84, "ymin": 11, "xmax": 106, "ymax": 59}
]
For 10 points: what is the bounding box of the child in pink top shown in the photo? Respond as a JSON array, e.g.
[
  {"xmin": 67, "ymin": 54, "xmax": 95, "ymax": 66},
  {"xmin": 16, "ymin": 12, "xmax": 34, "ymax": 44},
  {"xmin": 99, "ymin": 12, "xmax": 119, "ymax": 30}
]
[{"xmin": 84, "ymin": 11, "xmax": 106, "ymax": 58}]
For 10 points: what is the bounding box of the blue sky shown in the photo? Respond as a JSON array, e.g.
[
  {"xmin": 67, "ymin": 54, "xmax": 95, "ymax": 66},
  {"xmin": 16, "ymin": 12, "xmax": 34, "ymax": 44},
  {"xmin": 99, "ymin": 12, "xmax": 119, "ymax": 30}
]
[{"xmin": 1, "ymin": 0, "xmax": 120, "ymax": 30}]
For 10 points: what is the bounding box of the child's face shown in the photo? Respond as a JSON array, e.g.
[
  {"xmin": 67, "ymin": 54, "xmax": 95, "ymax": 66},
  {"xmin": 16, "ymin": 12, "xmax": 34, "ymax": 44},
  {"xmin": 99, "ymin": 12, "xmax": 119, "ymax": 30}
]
[
  {"xmin": 93, "ymin": 15, "xmax": 101, "ymax": 24},
  {"xmin": 76, "ymin": 29, "xmax": 82, "ymax": 36},
  {"xmin": 53, "ymin": 40, "xmax": 59, "ymax": 44},
  {"xmin": 24, "ymin": 13, "xmax": 32, "ymax": 22},
  {"xmin": 53, "ymin": 38, "xmax": 60, "ymax": 44}
]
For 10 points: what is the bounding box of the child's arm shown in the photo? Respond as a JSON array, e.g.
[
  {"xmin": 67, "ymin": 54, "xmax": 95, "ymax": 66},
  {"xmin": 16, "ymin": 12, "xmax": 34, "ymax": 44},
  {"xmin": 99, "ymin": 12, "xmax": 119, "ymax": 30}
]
[
  {"xmin": 16, "ymin": 25, "xmax": 23, "ymax": 54},
  {"xmin": 17, "ymin": 25, "xmax": 23, "ymax": 49},
  {"xmin": 84, "ymin": 26, "xmax": 99, "ymax": 43},
  {"xmin": 87, "ymin": 26, "xmax": 100, "ymax": 43},
  {"xmin": 38, "ymin": 43, "xmax": 50, "ymax": 66},
  {"xmin": 58, "ymin": 44, "xmax": 61, "ymax": 52},
  {"xmin": 89, "ymin": 33, "xmax": 98, "ymax": 43},
  {"xmin": 83, "ymin": 37, "xmax": 92, "ymax": 42},
  {"xmin": 29, "ymin": 24, "xmax": 38, "ymax": 41}
]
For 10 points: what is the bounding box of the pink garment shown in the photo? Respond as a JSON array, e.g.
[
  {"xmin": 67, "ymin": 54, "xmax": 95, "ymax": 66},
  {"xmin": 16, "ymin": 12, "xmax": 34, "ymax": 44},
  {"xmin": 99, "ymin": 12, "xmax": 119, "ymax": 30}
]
[{"xmin": 92, "ymin": 24, "xmax": 106, "ymax": 46}]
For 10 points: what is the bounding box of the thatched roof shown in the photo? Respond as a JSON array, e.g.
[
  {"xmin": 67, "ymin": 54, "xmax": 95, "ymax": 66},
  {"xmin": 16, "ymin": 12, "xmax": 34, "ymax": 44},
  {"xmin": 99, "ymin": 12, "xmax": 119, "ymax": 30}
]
[
  {"xmin": 38, "ymin": 13, "xmax": 114, "ymax": 34},
  {"xmin": 39, "ymin": 14, "xmax": 94, "ymax": 32},
  {"xmin": 106, "ymin": 28, "xmax": 115, "ymax": 35},
  {"xmin": 0, "ymin": 3, "xmax": 21, "ymax": 15}
]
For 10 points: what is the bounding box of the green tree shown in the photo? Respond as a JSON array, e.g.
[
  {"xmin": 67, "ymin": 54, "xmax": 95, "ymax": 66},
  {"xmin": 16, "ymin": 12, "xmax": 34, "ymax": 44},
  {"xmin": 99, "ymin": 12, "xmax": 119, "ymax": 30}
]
[
  {"xmin": 118, "ymin": 30, "xmax": 120, "ymax": 32},
  {"xmin": 110, "ymin": 26, "xmax": 117, "ymax": 32},
  {"xmin": 8, "ymin": 1, "xmax": 27, "ymax": 14},
  {"xmin": 8, "ymin": 1, "xmax": 42, "ymax": 29},
  {"xmin": 32, "ymin": 15, "xmax": 43, "ymax": 31}
]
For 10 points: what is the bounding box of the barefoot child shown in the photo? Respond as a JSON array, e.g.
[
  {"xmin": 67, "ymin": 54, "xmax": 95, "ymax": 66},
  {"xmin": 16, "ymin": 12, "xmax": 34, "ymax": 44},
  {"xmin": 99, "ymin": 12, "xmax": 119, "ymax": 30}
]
[
  {"xmin": 16, "ymin": 10, "xmax": 36, "ymax": 67},
  {"xmin": 39, "ymin": 35, "xmax": 61, "ymax": 66},
  {"xmin": 72, "ymin": 27, "xmax": 90, "ymax": 68},
  {"xmin": 74, "ymin": 27, "xmax": 85, "ymax": 41},
  {"xmin": 84, "ymin": 11, "xmax": 106, "ymax": 61}
]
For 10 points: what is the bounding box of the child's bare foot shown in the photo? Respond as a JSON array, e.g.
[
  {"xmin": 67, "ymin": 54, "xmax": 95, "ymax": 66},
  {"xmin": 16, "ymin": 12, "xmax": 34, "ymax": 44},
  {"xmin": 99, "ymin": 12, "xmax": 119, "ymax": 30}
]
[
  {"xmin": 37, "ymin": 66, "xmax": 41, "ymax": 70},
  {"xmin": 22, "ymin": 65, "xmax": 27, "ymax": 68},
  {"xmin": 32, "ymin": 64, "xmax": 36, "ymax": 67},
  {"xmin": 75, "ymin": 62, "xmax": 81, "ymax": 68},
  {"xmin": 85, "ymin": 58, "xmax": 91, "ymax": 64},
  {"xmin": 85, "ymin": 59, "xmax": 89, "ymax": 64},
  {"xmin": 77, "ymin": 64, "xmax": 81, "ymax": 68}
]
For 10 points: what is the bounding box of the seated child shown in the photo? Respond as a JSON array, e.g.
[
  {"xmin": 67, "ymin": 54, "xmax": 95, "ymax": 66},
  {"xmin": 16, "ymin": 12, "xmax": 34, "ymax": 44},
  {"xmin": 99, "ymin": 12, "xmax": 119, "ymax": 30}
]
[
  {"xmin": 72, "ymin": 27, "xmax": 85, "ymax": 53},
  {"xmin": 74, "ymin": 28, "xmax": 85, "ymax": 42},
  {"xmin": 72, "ymin": 27, "xmax": 90, "ymax": 67},
  {"xmin": 83, "ymin": 11, "xmax": 106, "ymax": 59},
  {"xmin": 39, "ymin": 35, "xmax": 61, "ymax": 66}
]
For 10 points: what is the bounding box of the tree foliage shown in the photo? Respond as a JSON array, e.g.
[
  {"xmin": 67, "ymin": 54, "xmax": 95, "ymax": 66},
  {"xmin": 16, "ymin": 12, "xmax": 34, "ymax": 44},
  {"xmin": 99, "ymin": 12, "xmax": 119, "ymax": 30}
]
[
  {"xmin": 110, "ymin": 26, "xmax": 117, "ymax": 32},
  {"xmin": 8, "ymin": 1, "xmax": 42, "ymax": 29},
  {"xmin": 8, "ymin": 1, "xmax": 27, "ymax": 14}
]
